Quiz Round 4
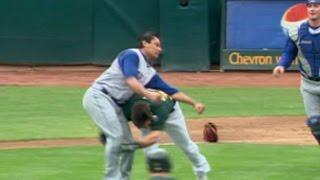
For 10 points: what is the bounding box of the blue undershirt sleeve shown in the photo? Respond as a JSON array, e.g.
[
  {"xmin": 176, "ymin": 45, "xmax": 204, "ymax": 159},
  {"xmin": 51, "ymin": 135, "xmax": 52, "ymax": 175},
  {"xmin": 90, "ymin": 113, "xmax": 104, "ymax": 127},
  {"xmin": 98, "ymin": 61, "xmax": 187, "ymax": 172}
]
[
  {"xmin": 145, "ymin": 74, "xmax": 179, "ymax": 95},
  {"xmin": 118, "ymin": 50, "xmax": 140, "ymax": 78},
  {"xmin": 278, "ymin": 38, "xmax": 298, "ymax": 69}
]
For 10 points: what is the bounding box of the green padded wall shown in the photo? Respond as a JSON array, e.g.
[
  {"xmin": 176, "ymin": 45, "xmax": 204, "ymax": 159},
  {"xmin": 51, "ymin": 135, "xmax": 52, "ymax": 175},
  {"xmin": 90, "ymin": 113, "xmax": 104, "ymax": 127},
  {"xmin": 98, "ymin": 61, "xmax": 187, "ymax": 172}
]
[
  {"xmin": 93, "ymin": 0, "xmax": 159, "ymax": 65},
  {"xmin": 209, "ymin": 0, "xmax": 221, "ymax": 65},
  {"xmin": 0, "ymin": 0, "xmax": 221, "ymax": 70},
  {"xmin": 160, "ymin": 0, "xmax": 210, "ymax": 71},
  {"xmin": 0, "ymin": 0, "xmax": 93, "ymax": 64}
]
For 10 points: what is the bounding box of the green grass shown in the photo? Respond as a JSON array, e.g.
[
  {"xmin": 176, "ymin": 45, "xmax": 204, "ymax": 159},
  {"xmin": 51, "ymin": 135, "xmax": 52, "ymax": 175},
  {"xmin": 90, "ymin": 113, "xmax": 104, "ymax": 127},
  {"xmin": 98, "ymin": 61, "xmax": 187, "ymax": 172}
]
[
  {"xmin": 0, "ymin": 86, "xmax": 304, "ymax": 140},
  {"xmin": 0, "ymin": 86, "xmax": 95, "ymax": 140},
  {"xmin": 0, "ymin": 144, "xmax": 319, "ymax": 180},
  {"xmin": 180, "ymin": 87, "xmax": 304, "ymax": 118}
]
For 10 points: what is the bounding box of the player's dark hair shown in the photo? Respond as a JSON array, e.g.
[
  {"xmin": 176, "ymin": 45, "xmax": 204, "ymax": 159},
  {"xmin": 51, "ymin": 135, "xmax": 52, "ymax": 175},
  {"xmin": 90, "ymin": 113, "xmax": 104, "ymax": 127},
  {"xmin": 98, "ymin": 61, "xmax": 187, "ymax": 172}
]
[
  {"xmin": 131, "ymin": 102, "xmax": 152, "ymax": 128},
  {"xmin": 139, "ymin": 31, "xmax": 160, "ymax": 48}
]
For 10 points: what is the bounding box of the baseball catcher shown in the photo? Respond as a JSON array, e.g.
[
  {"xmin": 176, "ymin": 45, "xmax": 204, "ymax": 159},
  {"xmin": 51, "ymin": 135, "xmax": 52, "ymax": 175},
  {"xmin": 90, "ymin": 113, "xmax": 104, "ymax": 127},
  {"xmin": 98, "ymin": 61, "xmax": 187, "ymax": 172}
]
[
  {"xmin": 273, "ymin": 0, "xmax": 320, "ymax": 146},
  {"xmin": 306, "ymin": 116, "xmax": 320, "ymax": 144}
]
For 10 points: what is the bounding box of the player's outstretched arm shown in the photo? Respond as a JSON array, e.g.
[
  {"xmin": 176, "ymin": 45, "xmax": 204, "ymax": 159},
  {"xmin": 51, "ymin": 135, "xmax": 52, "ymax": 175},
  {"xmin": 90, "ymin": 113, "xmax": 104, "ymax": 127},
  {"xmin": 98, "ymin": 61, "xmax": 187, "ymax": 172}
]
[
  {"xmin": 171, "ymin": 92, "xmax": 205, "ymax": 114},
  {"xmin": 120, "ymin": 131, "xmax": 162, "ymax": 152},
  {"xmin": 136, "ymin": 130, "xmax": 162, "ymax": 148}
]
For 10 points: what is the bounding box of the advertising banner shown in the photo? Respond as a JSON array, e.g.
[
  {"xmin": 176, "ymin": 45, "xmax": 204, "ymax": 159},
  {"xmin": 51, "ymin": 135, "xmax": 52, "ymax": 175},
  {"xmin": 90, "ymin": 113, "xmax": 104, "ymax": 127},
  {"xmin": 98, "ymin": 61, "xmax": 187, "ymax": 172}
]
[
  {"xmin": 222, "ymin": 0, "xmax": 306, "ymax": 70},
  {"xmin": 222, "ymin": 49, "xmax": 299, "ymax": 70}
]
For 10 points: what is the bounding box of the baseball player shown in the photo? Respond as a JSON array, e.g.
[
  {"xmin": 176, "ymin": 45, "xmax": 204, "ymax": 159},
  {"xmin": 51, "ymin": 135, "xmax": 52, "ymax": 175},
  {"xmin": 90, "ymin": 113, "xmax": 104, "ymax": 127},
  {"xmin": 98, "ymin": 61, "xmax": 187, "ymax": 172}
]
[
  {"xmin": 273, "ymin": 0, "xmax": 320, "ymax": 144},
  {"xmin": 83, "ymin": 31, "xmax": 210, "ymax": 180},
  {"xmin": 119, "ymin": 90, "xmax": 210, "ymax": 180}
]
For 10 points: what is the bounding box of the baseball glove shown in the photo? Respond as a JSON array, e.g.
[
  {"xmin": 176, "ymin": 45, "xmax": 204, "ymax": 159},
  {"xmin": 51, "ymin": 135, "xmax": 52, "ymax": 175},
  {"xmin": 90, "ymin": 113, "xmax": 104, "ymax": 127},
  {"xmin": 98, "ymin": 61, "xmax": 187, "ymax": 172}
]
[{"xmin": 203, "ymin": 122, "xmax": 218, "ymax": 143}]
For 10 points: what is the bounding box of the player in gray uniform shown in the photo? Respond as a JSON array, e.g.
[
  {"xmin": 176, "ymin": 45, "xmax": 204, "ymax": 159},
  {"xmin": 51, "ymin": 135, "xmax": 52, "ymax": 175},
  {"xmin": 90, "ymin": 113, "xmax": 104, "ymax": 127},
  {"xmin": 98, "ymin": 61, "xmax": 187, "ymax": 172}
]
[
  {"xmin": 83, "ymin": 32, "xmax": 210, "ymax": 179},
  {"xmin": 273, "ymin": 0, "xmax": 320, "ymax": 144},
  {"xmin": 83, "ymin": 32, "xmax": 162, "ymax": 180}
]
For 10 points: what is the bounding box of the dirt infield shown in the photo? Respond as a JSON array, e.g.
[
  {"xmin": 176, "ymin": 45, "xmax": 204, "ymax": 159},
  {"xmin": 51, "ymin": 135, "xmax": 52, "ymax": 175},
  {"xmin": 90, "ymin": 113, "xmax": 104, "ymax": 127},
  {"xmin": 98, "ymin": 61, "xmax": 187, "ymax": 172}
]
[
  {"xmin": 0, "ymin": 116, "xmax": 315, "ymax": 150},
  {"xmin": 0, "ymin": 65, "xmax": 317, "ymax": 149},
  {"xmin": 0, "ymin": 65, "xmax": 300, "ymax": 87}
]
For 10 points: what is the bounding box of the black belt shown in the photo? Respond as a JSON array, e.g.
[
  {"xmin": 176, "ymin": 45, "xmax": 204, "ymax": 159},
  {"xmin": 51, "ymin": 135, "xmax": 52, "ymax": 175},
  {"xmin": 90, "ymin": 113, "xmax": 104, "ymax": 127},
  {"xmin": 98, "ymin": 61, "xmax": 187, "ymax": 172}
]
[
  {"xmin": 302, "ymin": 74, "xmax": 320, "ymax": 81},
  {"xmin": 100, "ymin": 88, "xmax": 122, "ymax": 105}
]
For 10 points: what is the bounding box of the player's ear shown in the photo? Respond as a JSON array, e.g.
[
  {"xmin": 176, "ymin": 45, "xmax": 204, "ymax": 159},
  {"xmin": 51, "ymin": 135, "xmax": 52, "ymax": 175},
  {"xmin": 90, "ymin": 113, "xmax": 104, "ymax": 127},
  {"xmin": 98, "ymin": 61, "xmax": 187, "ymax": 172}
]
[{"xmin": 142, "ymin": 40, "xmax": 149, "ymax": 48}]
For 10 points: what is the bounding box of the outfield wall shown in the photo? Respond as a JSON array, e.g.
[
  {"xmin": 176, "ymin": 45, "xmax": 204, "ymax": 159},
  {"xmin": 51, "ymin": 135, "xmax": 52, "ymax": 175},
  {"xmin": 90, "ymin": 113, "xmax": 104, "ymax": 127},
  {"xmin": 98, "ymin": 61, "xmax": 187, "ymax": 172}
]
[
  {"xmin": 0, "ymin": 0, "xmax": 305, "ymax": 71},
  {"xmin": 0, "ymin": 0, "xmax": 93, "ymax": 64},
  {"xmin": 0, "ymin": 0, "xmax": 221, "ymax": 71}
]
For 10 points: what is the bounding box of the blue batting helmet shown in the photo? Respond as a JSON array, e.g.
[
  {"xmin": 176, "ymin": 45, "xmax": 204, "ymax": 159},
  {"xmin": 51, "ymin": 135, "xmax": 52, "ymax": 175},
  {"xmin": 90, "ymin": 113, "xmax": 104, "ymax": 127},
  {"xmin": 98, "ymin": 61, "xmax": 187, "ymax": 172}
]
[{"xmin": 307, "ymin": 0, "xmax": 320, "ymax": 4}]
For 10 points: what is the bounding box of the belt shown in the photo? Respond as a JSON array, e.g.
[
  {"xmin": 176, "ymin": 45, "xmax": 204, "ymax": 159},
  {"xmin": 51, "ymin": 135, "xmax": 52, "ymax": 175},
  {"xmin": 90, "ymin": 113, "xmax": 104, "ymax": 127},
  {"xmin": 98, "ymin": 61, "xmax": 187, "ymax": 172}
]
[
  {"xmin": 302, "ymin": 74, "xmax": 320, "ymax": 81},
  {"xmin": 100, "ymin": 88, "xmax": 122, "ymax": 105}
]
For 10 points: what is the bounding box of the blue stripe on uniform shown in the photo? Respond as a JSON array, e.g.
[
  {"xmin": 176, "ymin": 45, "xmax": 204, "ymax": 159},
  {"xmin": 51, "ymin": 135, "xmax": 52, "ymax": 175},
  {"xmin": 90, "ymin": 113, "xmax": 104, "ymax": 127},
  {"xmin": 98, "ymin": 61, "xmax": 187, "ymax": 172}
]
[{"xmin": 118, "ymin": 50, "xmax": 140, "ymax": 78}]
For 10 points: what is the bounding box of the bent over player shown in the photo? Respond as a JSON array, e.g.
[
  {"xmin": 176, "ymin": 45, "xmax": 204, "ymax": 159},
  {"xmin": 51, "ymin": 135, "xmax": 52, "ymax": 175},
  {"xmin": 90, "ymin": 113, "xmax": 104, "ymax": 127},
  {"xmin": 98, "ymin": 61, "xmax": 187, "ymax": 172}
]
[
  {"xmin": 83, "ymin": 31, "xmax": 210, "ymax": 180},
  {"xmin": 120, "ymin": 90, "xmax": 210, "ymax": 180},
  {"xmin": 273, "ymin": 0, "xmax": 320, "ymax": 144}
]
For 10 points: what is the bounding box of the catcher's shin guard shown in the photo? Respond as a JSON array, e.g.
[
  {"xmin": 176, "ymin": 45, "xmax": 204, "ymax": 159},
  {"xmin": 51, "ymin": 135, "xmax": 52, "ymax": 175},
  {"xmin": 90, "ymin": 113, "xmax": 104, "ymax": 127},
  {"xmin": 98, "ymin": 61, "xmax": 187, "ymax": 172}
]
[{"xmin": 306, "ymin": 116, "xmax": 320, "ymax": 144}]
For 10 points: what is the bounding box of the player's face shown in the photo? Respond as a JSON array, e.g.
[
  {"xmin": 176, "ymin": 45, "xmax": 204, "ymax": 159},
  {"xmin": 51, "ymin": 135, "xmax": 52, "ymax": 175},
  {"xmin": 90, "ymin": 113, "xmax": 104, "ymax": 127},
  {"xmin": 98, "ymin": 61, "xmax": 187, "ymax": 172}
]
[
  {"xmin": 307, "ymin": 3, "xmax": 320, "ymax": 21},
  {"xmin": 142, "ymin": 37, "xmax": 162, "ymax": 60}
]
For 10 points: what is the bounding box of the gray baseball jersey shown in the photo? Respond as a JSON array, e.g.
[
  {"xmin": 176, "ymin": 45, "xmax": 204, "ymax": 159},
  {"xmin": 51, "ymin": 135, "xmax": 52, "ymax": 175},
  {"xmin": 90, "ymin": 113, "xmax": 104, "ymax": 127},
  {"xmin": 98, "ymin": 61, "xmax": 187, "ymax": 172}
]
[{"xmin": 92, "ymin": 48, "xmax": 156, "ymax": 104}]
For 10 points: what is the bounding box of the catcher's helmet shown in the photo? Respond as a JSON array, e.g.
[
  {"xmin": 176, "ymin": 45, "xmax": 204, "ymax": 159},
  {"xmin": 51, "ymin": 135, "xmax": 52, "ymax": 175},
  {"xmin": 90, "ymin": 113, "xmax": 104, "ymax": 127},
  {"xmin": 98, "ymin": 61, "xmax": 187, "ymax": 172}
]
[{"xmin": 306, "ymin": 0, "xmax": 320, "ymax": 4}]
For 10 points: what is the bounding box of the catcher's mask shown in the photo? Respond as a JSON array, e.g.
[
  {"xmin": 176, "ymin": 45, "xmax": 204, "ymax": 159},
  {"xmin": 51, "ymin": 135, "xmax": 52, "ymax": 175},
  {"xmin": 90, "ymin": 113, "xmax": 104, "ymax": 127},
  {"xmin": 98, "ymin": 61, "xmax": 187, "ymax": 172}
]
[{"xmin": 132, "ymin": 102, "xmax": 154, "ymax": 128}]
